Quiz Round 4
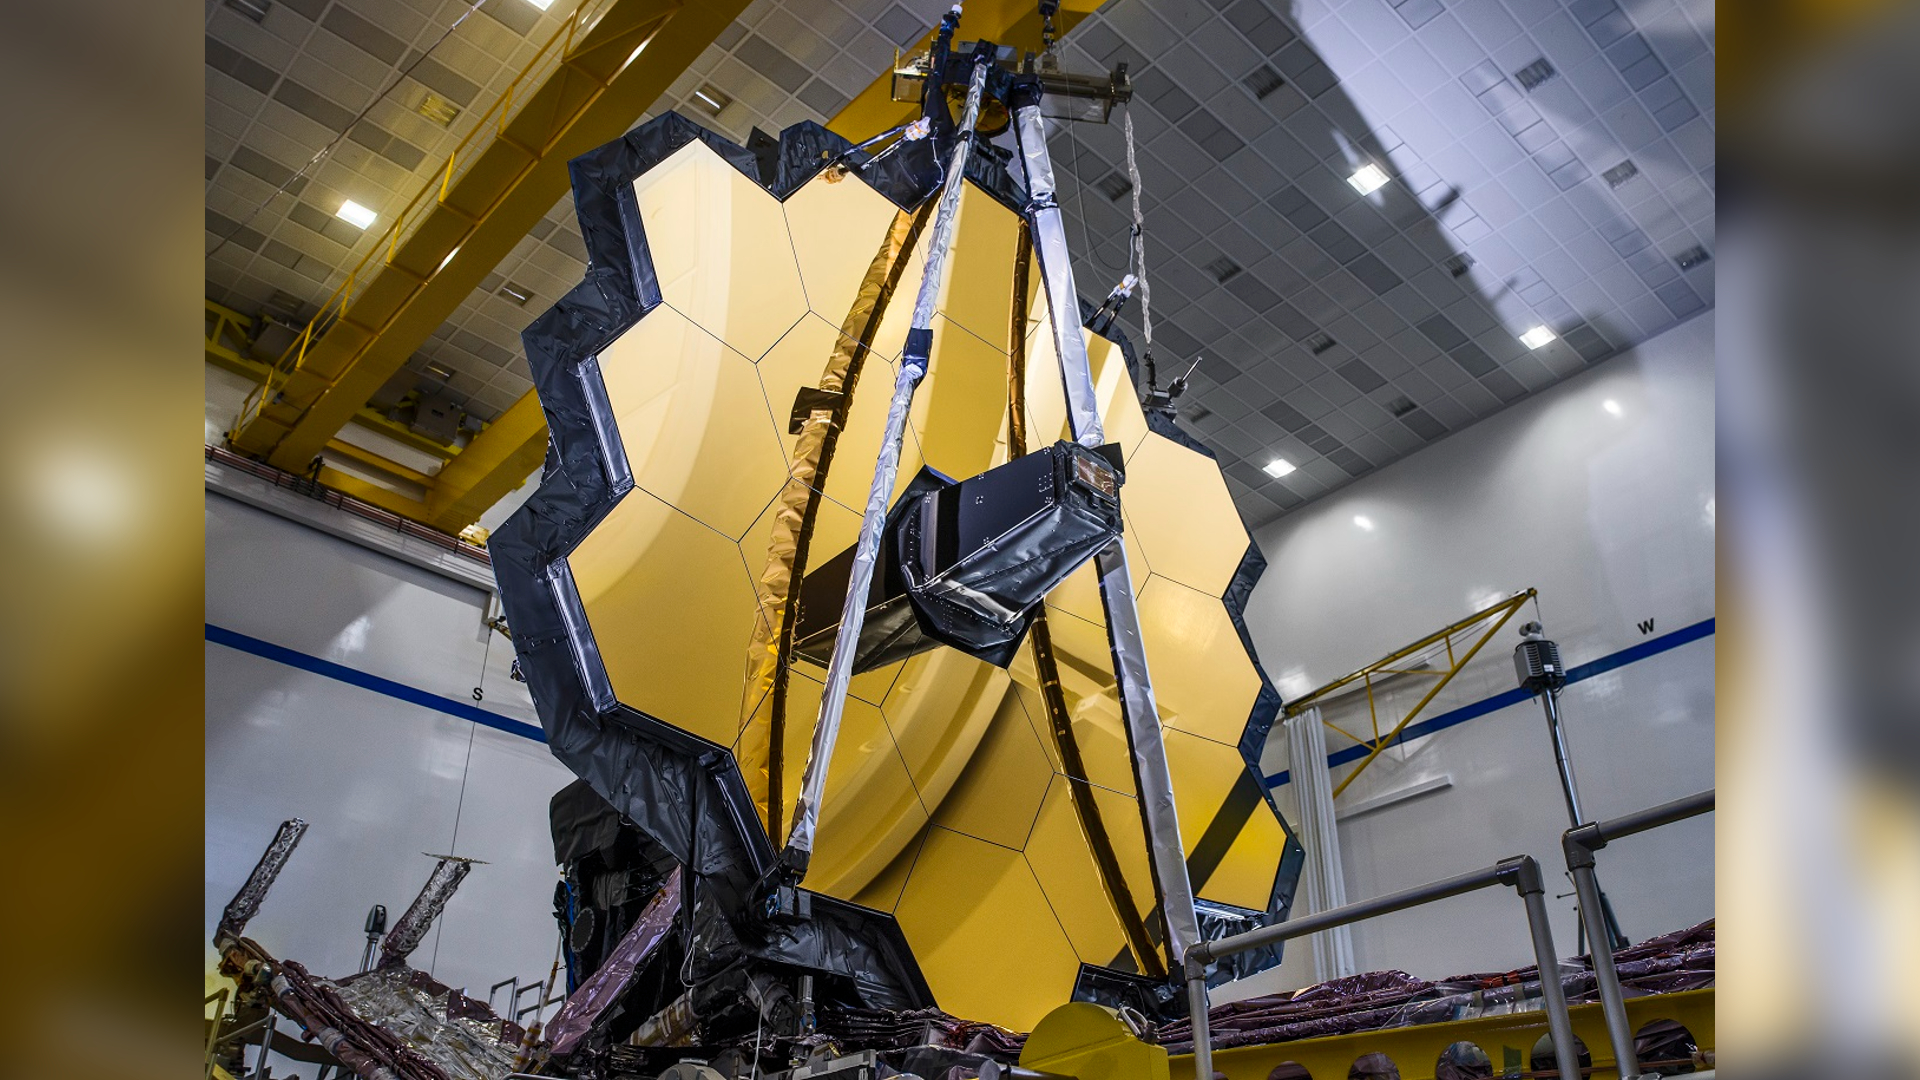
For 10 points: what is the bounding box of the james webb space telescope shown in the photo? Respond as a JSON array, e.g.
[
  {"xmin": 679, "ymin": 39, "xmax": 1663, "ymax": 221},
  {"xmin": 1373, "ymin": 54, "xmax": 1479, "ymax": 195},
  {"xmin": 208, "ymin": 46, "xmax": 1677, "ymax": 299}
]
[
  {"xmin": 487, "ymin": 1, "xmax": 1303, "ymax": 1041},
  {"xmin": 214, "ymin": 8, "xmax": 1302, "ymax": 1078},
  {"xmin": 214, "ymin": 10, "xmax": 1305, "ymax": 1076}
]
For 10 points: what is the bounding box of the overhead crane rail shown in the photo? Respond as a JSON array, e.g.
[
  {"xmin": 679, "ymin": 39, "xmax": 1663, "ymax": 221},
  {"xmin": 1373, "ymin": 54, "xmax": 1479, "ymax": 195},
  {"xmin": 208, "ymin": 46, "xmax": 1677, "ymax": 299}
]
[{"xmin": 223, "ymin": 0, "xmax": 746, "ymax": 532}]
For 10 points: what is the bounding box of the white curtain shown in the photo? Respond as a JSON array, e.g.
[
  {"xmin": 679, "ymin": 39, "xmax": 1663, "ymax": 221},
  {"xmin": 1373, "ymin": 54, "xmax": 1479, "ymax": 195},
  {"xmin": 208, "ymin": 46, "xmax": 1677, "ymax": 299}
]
[{"xmin": 1285, "ymin": 707, "xmax": 1357, "ymax": 982}]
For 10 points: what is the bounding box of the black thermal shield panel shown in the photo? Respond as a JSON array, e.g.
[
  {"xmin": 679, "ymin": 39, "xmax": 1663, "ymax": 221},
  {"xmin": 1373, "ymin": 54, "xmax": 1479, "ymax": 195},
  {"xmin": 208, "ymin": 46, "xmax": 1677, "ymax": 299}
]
[{"xmin": 794, "ymin": 440, "xmax": 1125, "ymax": 672}]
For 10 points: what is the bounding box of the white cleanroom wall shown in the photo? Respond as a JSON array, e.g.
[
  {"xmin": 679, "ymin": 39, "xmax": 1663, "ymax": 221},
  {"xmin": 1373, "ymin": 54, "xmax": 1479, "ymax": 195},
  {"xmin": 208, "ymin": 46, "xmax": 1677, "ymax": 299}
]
[
  {"xmin": 205, "ymin": 491, "xmax": 576, "ymax": 1006},
  {"xmin": 1233, "ymin": 311, "xmax": 1714, "ymax": 997}
]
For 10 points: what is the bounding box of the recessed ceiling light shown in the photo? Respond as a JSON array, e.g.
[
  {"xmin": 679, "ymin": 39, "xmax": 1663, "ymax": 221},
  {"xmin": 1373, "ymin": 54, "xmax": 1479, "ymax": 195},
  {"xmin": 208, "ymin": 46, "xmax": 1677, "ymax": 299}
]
[
  {"xmin": 415, "ymin": 91, "xmax": 460, "ymax": 127},
  {"xmin": 336, "ymin": 199, "xmax": 377, "ymax": 230},
  {"xmin": 425, "ymin": 362, "xmax": 454, "ymax": 380},
  {"xmin": 1603, "ymin": 399, "xmax": 1623, "ymax": 416},
  {"xmin": 1094, "ymin": 171, "xmax": 1133, "ymax": 201},
  {"xmin": 1353, "ymin": 514, "xmax": 1374, "ymax": 531},
  {"xmin": 523, "ymin": 0, "xmax": 555, "ymax": 9},
  {"xmin": 1347, "ymin": 163, "xmax": 1389, "ymax": 195},
  {"xmin": 1519, "ymin": 325, "xmax": 1556, "ymax": 349},
  {"xmin": 225, "ymin": 0, "xmax": 271, "ymax": 23},
  {"xmin": 690, "ymin": 84, "xmax": 733, "ymax": 117},
  {"xmin": 1262, "ymin": 458, "xmax": 1296, "ymax": 478},
  {"xmin": 1203, "ymin": 256, "xmax": 1242, "ymax": 284}
]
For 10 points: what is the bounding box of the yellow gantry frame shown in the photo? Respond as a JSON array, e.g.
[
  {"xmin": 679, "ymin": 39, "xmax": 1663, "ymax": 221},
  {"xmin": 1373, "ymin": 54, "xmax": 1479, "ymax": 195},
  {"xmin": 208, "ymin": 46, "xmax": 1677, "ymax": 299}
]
[
  {"xmin": 209, "ymin": 0, "xmax": 1115, "ymax": 535},
  {"xmin": 209, "ymin": 300, "xmax": 463, "ymax": 460},
  {"xmin": 1284, "ymin": 589, "xmax": 1535, "ymax": 799},
  {"xmin": 208, "ymin": 0, "xmax": 1121, "ymax": 534},
  {"xmin": 219, "ymin": 0, "xmax": 750, "ymax": 532}
]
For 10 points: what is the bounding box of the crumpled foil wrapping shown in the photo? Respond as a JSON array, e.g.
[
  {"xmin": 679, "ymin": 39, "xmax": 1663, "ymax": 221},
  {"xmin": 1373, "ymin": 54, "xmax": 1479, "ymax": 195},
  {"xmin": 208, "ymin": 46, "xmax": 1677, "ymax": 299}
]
[
  {"xmin": 217, "ymin": 818, "xmax": 308, "ymax": 941},
  {"xmin": 327, "ymin": 967, "xmax": 523, "ymax": 1080},
  {"xmin": 380, "ymin": 859, "xmax": 473, "ymax": 967}
]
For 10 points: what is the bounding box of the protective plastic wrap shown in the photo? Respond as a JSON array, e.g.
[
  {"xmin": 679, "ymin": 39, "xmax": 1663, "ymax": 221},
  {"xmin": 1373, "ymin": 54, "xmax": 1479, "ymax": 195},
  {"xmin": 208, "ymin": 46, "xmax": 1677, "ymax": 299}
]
[
  {"xmin": 380, "ymin": 858, "xmax": 473, "ymax": 968},
  {"xmin": 1157, "ymin": 920, "xmax": 1715, "ymax": 1053},
  {"xmin": 327, "ymin": 967, "xmax": 523, "ymax": 1080},
  {"xmin": 491, "ymin": 110, "xmax": 939, "ymax": 1013},
  {"xmin": 787, "ymin": 53, "xmax": 991, "ymax": 863},
  {"xmin": 217, "ymin": 817, "xmax": 308, "ymax": 943},
  {"xmin": 546, "ymin": 867, "xmax": 682, "ymax": 1055},
  {"xmin": 1011, "ymin": 97, "xmax": 1201, "ymax": 967}
]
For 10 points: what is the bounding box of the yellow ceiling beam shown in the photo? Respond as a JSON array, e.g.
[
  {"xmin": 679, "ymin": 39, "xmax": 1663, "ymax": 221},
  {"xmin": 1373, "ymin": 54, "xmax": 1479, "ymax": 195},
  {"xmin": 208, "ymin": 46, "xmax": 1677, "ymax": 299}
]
[
  {"xmin": 421, "ymin": 390, "xmax": 547, "ymax": 533},
  {"xmin": 219, "ymin": 0, "xmax": 1105, "ymax": 534},
  {"xmin": 231, "ymin": 0, "xmax": 748, "ymax": 476},
  {"xmin": 826, "ymin": 0, "xmax": 1102, "ymax": 142}
]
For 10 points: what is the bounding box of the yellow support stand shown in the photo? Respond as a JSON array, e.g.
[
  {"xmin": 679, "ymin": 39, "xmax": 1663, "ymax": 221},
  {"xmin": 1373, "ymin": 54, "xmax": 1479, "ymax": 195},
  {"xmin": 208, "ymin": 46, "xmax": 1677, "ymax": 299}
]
[{"xmin": 1022, "ymin": 1003, "xmax": 1170, "ymax": 1080}]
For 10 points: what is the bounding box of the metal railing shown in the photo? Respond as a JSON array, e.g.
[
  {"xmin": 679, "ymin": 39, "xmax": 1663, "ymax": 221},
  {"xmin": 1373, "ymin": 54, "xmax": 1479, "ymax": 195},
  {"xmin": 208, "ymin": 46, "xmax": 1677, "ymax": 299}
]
[
  {"xmin": 206, "ymin": 444, "xmax": 492, "ymax": 565},
  {"xmin": 1183, "ymin": 854, "xmax": 1583, "ymax": 1080},
  {"xmin": 1564, "ymin": 788, "xmax": 1715, "ymax": 1080}
]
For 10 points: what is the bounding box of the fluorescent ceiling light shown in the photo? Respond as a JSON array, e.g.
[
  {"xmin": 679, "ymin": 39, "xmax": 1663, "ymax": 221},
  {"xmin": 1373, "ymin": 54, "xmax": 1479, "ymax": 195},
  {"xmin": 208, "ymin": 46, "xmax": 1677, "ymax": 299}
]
[
  {"xmin": 1352, "ymin": 514, "xmax": 1374, "ymax": 531},
  {"xmin": 336, "ymin": 199, "xmax": 377, "ymax": 230},
  {"xmin": 1262, "ymin": 458, "xmax": 1296, "ymax": 478},
  {"xmin": 1347, "ymin": 163, "xmax": 1389, "ymax": 195},
  {"xmin": 523, "ymin": 0, "xmax": 555, "ymax": 9},
  {"xmin": 1603, "ymin": 399, "xmax": 1623, "ymax": 416},
  {"xmin": 1519, "ymin": 325, "xmax": 1556, "ymax": 349},
  {"xmin": 691, "ymin": 84, "xmax": 732, "ymax": 116}
]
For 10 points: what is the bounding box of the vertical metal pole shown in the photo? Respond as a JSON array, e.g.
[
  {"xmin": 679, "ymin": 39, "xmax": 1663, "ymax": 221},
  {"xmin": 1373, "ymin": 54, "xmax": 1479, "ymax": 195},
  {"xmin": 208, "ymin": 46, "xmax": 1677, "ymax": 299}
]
[
  {"xmin": 1011, "ymin": 96, "xmax": 1201, "ymax": 968},
  {"xmin": 253, "ymin": 1011, "xmax": 277, "ymax": 1079},
  {"xmin": 1518, "ymin": 879, "xmax": 1584, "ymax": 1080},
  {"xmin": 1570, "ymin": 855, "xmax": 1641, "ymax": 1078},
  {"xmin": 1539, "ymin": 690, "xmax": 1586, "ymax": 827},
  {"xmin": 783, "ymin": 50, "xmax": 990, "ymax": 869},
  {"xmin": 1184, "ymin": 957, "xmax": 1214, "ymax": 1080}
]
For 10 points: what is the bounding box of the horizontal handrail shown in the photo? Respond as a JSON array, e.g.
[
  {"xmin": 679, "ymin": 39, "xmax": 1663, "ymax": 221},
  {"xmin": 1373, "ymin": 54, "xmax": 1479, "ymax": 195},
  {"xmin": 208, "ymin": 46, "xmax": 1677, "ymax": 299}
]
[
  {"xmin": 1188, "ymin": 856, "xmax": 1534, "ymax": 964},
  {"xmin": 1570, "ymin": 789, "xmax": 1715, "ymax": 853},
  {"xmin": 1183, "ymin": 854, "xmax": 1582, "ymax": 1080},
  {"xmin": 1564, "ymin": 788, "xmax": 1714, "ymax": 1080}
]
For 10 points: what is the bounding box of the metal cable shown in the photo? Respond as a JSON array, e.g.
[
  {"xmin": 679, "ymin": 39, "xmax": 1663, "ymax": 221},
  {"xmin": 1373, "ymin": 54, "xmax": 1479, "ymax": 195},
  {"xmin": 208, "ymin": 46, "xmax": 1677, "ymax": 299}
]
[{"xmin": 1121, "ymin": 104, "xmax": 1151, "ymax": 354}]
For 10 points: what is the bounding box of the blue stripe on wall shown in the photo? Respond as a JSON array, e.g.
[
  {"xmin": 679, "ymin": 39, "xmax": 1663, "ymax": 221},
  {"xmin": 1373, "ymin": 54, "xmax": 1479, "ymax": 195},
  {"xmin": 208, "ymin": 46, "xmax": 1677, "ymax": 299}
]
[
  {"xmin": 208, "ymin": 614, "xmax": 1713, "ymax": 777},
  {"xmin": 1264, "ymin": 617, "xmax": 1714, "ymax": 789},
  {"xmin": 206, "ymin": 623, "xmax": 546, "ymax": 744}
]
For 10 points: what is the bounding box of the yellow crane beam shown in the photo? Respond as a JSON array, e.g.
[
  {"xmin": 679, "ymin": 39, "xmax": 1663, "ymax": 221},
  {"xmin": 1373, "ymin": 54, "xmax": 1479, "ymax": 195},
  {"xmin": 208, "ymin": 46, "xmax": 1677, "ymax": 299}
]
[
  {"xmin": 213, "ymin": 0, "xmax": 1111, "ymax": 535},
  {"xmin": 1282, "ymin": 591, "xmax": 1538, "ymax": 799},
  {"xmin": 229, "ymin": 0, "xmax": 746, "ymax": 477}
]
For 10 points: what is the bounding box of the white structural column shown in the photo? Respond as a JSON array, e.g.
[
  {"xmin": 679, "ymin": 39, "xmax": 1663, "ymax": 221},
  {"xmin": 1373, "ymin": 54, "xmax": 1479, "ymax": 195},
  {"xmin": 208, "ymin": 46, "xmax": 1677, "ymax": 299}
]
[{"xmin": 1286, "ymin": 707, "xmax": 1357, "ymax": 982}]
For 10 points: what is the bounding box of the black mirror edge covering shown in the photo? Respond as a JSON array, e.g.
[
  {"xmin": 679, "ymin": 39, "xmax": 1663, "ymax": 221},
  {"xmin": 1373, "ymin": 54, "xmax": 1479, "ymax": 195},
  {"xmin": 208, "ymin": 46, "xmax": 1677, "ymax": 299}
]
[
  {"xmin": 1099, "ymin": 300, "xmax": 1306, "ymax": 955},
  {"xmin": 492, "ymin": 109, "xmax": 1299, "ymax": 1021},
  {"xmin": 492, "ymin": 112, "xmax": 941, "ymax": 1013}
]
